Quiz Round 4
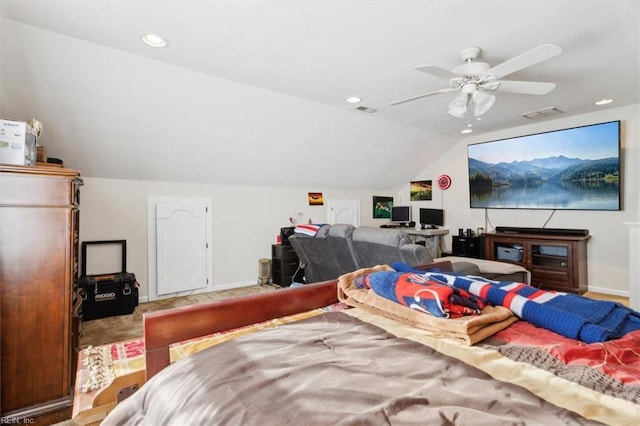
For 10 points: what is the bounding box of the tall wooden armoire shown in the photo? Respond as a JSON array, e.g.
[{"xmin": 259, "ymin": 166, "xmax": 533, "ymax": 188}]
[{"xmin": 0, "ymin": 165, "xmax": 83, "ymax": 424}]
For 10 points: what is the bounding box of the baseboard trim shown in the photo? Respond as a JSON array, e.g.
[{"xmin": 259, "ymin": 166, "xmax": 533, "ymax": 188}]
[
  {"xmin": 213, "ymin": 281, "xmax": 257, "ymax": 292},
  {"xmin": 138, "ymin": 281, "xmax": 257, "ymax": 304},
  {"xmin": 586, "ymin": 286, "xmax": 629, "ymax": 298}
]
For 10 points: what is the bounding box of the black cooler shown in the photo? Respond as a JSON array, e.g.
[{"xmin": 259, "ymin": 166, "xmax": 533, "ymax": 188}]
[{"xmin": 79, "ymin": 240, "xmax": 139, "ymax": 321}]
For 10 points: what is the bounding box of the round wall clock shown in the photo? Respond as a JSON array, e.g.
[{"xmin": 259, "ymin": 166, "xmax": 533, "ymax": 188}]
[{"xmin": 437, "ymin": 174, "xmax": 452, "ymax": 190}]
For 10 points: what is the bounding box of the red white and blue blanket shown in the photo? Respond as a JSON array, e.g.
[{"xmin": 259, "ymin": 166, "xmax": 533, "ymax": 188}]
[
  {"xmin": 355, "ymin": 271, "xmax": 485, "ymax": 319},
  {"xmin": 294, "ymin": 224, "xmax": 322, "ymax": 236},
  {"xmin": 421, "ymin": 271, "xmax": 640, "ymax": 344}
]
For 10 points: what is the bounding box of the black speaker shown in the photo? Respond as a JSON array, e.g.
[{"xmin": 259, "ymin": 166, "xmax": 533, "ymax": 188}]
[
  {"xmin": 495, "ymin": 226, "xmax": 588, "ymax": 236},
  {"xmin": 452, "ymin": 236, "xmax": 484, "ymax": 259}
]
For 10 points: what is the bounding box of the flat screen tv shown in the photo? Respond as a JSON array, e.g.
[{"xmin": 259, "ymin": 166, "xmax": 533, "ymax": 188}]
[
  {"xmin": 419, "ymin": 208, "xmax": 444, "ymax": 228},
  {"xmin": 467, "ymin": 120, "xmax": 621, "ymax": 210},
  {"xmin": 390, "ymin": 205, "xmax": 411, "ymax": 224}
]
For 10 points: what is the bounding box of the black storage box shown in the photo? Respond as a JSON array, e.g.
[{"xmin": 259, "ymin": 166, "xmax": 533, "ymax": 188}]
[
  {"xmin": 79, "ymin": 240, "xmax": 139, "ymax": 321},
  {"xmin": 79, "ymin": 273, "xmax": 139, "ymax": 321},
  {"xmin": 280, "ymin": 226, "xmax": 295, "ymax": 246},
  {"xmin": 496, "ymin": 245, "xmax": 523, "ymax": 262}
]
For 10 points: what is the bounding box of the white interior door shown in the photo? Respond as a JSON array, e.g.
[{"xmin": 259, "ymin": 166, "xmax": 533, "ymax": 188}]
[
  {"xmin": 327, "ymin": 199, "xmax": 361, "ymax": 226},
  {"xmin": 148, "ymin": 197, "xmax": 213, "ymax": 300}
]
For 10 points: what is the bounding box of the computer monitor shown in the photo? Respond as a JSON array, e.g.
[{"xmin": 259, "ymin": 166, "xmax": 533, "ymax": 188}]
[
  {"xmin": 390, "ymin": 206, "xmax": 411, "ymax": 226},
  {"xmin": 419, "ymin": 208, "xmax": 444, "ymax": 229}
]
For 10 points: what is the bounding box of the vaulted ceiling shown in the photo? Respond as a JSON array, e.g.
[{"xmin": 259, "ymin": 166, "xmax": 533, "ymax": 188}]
[{"xmin": 1, "ymin": 1, "xmax": 638, "ymax": 189}]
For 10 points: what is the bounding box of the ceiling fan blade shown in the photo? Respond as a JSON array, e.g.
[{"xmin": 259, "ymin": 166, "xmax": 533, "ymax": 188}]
[
  {"xmin": 415, "ymin": 65, "xmax": 460, "ymax": 80},
  {"xmin": 487, "ymin": 44, "xmax": 561, "ymax": 79},
  {"xmin": 495, "ymin": 80, "xmax": 557, "ymax": 95},
  {"xmin": 389, "ymin": 87, "xmax": 458, "ymax": 106}
]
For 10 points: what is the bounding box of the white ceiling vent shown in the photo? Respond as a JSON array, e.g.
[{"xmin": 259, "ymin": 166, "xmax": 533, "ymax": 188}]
[
  {"xmin": 355, "ymin": 106, "xmax": 378, "ymax": 113},
  {"xmin": 522, "ymin": 107, "xmax": 564, "ymax": 120}
]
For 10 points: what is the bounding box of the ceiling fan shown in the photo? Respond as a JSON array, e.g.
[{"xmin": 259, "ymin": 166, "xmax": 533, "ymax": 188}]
[{"xmin": 390, "ymin": 44, "xmax": 561, "ymax": 118}]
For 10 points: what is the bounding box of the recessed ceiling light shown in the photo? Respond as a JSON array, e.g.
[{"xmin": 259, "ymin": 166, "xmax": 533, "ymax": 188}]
[
  {"xmin": 594, "ymin": 98, "xmax": 613, "ymax": 106},
  {"xmin": 346, "ymin": 96, "xmax": 362, "ymax": 104},
  {"xmin": 142, "ymin": 34, "xmax": 167, "ymax": 48},
  {"xmin": 461, "ymin": 129, "xmax": 473, "ymax": 134}
]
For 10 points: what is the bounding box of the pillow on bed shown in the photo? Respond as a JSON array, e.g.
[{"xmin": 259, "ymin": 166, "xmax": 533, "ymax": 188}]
[{"xmin": 392, "ymin": 261, "xmax": 444, "ymax": 273}]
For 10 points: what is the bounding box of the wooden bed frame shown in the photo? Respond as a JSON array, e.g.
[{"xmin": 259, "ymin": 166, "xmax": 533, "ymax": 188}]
[
  {"xmin": 73, "ymin": 261, "xmax": 452, "ymax": 424},
  {"xmin": 72, "ymin": 260, "xmax": 640, "ymax": 425},
  {"xmin": 143, "ymin": 260, "xmax": 453, "ymax": 379},
  {"xmin": 144, "ymin": 279, "xmax": 340, "ymax": 379},
  {"xmin": 73, "ymin": 281, "xmax": 338, "ymax": 425}
]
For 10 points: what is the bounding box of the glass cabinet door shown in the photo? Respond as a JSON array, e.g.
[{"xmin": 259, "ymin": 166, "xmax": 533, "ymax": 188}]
[{"xmin": 530, "ymin": 244, "xmax": 569, "ymax": 269}]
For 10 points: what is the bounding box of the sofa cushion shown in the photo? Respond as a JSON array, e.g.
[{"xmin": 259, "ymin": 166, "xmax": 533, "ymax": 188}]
[
  {"xmin": 289, "ymin": 225, "xmax": 333, "ymax": 283},
  {"xmin": 393, "ymin": 260, "xmax": 480, "ymax": 277},
  {"xmin": 435, "ymin": 256, "xmax": 531, "ymax": 284},
  {"xmin": 326, "ymin": 224, "xmax": 358, "ymax": 275},
  {"xmin": 352, "ymin": 226, "xmax": 408, "ymax": 247},
  {"xmin": 352, "ymin": 227, "xmax": 430, "ymax": 268}
]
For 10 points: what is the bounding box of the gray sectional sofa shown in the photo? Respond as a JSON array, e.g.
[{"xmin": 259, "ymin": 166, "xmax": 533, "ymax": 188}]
[{"xmin": 289, "ymin": 224, "xmax": 529, "ymax": 284}]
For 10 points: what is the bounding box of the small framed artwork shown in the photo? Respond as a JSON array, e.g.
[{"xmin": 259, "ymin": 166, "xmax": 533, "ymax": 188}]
[
  {"xmin": 308, "ymin": 192, "xmax": 324, "ymax": 205},
  {"xmin": 410, "ymin": 180, "xmax": 433, "ymax": 201},
  {"xmin": 373, "ymin": 196, "xmax": 393, "ymax": 218}
]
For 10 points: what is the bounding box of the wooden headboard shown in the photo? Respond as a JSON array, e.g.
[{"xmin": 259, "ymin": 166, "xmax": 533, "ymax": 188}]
[
  {"xmin": 143, "ymin": 260, "xmax": 453, "ymax": 380},
  {"xmin": 143, "ymin": 280, "xmax": 339, "ymax": 379}
]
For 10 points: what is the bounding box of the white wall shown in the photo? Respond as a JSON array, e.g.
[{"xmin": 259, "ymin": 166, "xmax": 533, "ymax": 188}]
[
  {"xmin": 412, "ymin": 104, "xmax": 639, "ymax": 296},
  {"xmin": 79, "ymin": 179, "xmax": 393, "ymax": 299},
  {"xmin": 81, "ymin": 105, "xmax": 638, "ymax": 300}
]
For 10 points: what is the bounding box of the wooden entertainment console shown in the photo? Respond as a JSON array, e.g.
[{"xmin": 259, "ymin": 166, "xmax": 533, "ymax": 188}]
[{"xmin": 483, "ymin": 232, "xmax": 591, "ymax": 294}]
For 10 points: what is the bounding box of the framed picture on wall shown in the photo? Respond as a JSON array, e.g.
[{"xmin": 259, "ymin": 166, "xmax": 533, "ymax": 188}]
[
  {"xmin": 410, "ymin": 180, "xmax": 433, "ymax": 201},
  {"xmin": 308, "ymin": 192, "xmax": 324, "ymax": 205},
  {"xmin": 373, "ymin": 196, "xmax": 393, "ymax": 218}
]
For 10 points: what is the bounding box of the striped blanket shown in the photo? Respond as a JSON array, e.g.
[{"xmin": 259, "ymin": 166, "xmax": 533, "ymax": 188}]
[
  {"xmin": 423, "ymin": 271, "xmax": 640, "ymax": 343},
  {"xmin": 294, "ymin": 224, "xmax": 323, "ymax": 236},
  {"xmin": 355, "ymin": 271, "xmax": 485, "ymax": 318}
]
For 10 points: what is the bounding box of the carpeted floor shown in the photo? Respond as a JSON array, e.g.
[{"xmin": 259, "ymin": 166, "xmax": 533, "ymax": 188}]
[{"xmin": 80, "ymin": 283, "xmax": 280, "ymax": 348}]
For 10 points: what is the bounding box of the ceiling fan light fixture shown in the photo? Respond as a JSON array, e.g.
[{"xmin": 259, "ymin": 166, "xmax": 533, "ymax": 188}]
[
  {"xmin": 448, "ymin": 92, "xmax": 469, "ymax": 118},
  {"xmin": 472, "ymin": 90, "xmax": 496, "ymax": 116},
  {"xmin": 392, "ymin": 44, "xmax": 561, "ymax": 122}
]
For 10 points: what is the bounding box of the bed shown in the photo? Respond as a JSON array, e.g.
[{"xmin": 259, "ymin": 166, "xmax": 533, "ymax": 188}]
[{"xmin": 91, "ymin": 261, "xmax": 639, "ymax": 425}]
